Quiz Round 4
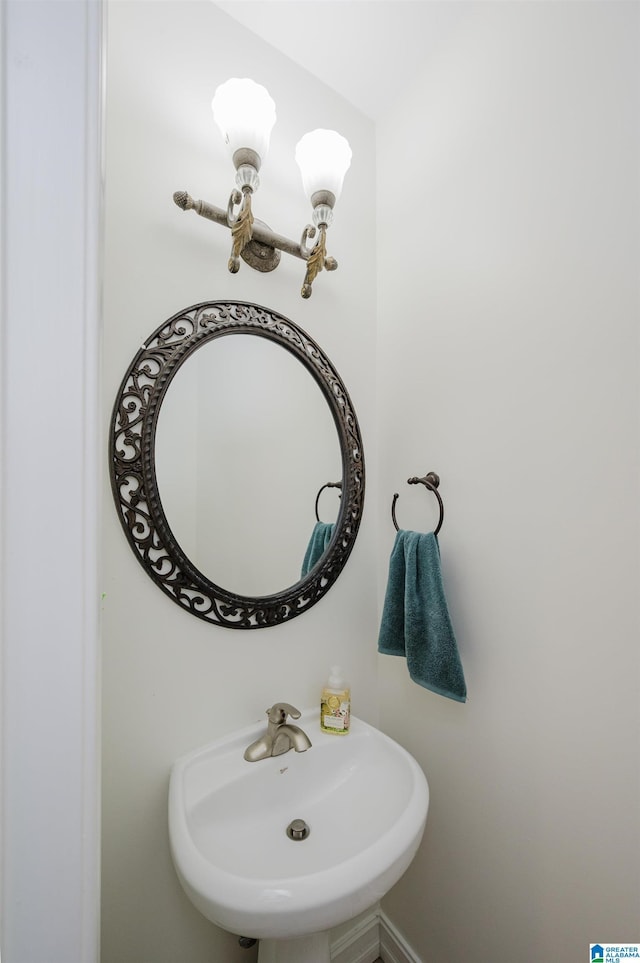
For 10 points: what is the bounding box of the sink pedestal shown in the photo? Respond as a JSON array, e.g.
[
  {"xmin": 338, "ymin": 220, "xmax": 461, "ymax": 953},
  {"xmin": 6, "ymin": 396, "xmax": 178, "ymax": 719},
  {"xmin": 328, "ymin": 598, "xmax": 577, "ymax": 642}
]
[{"xmin": 257, "ymin": 931, "xmax": 330, "ymax": 963}]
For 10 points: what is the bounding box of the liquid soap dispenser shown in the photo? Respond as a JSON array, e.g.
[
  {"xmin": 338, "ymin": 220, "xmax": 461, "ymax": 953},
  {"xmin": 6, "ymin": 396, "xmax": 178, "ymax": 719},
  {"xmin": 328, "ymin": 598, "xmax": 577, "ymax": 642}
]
[{"xmin": 320, "ymin": 665, "xmax": 351, "ymax": 735}]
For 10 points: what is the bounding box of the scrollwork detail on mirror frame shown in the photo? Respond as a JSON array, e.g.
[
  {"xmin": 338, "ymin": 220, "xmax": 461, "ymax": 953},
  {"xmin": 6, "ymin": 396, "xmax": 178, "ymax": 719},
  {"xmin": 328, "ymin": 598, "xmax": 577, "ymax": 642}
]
[{"xmin": 109, "ymin": 300, "xmax": 365, "ymax": 629}]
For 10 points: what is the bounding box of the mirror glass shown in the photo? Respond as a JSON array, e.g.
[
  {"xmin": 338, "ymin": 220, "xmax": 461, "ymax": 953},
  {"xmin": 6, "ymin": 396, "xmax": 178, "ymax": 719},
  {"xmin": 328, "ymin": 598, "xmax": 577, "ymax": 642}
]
[
  {"xmin": 155, "ymin": 334, "xmax": 342, "ymax": 596},
  {"xmin": 109, "ymin": 301, "xmax": 364, "ymax": 629}
]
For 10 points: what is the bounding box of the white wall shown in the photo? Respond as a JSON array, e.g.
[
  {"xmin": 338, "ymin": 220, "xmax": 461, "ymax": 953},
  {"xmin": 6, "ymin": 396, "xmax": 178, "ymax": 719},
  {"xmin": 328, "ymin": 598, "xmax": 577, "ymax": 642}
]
[
  {"xmin": 377, "ymin": 3, "xmax": 640, "ymax": 960},
  {"xmin": 101, "ymin": 3, "xmax": 377, "ymax": 961}
]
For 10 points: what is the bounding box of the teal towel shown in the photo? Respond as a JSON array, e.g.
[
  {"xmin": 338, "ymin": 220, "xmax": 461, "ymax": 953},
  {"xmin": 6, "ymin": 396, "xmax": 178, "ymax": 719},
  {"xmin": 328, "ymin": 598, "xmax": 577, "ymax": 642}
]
[
  {"xmin": 378, "ymin": 530, "xmax": 467, "ymax": 703},
  {"xmin": 301, "ymin": 521, "xmax": 334, "ymax": 577}
]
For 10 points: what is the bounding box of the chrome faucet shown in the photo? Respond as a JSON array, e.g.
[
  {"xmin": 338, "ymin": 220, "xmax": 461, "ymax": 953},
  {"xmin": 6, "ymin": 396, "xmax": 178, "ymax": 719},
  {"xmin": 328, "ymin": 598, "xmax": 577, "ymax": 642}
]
[{"xmin": 243, "ymin": 703, "xmax": 312, "ymax": 762}]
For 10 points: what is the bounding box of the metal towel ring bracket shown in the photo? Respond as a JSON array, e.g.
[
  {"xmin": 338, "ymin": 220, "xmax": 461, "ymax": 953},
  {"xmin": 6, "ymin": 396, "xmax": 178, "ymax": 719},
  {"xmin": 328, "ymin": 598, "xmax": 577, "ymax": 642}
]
[
  {"xmin": 315, "ymin": 480, "xmax": 342, "ymax": 522},
  {"xmin": 391, "ymin": 471, "xmax": 444, "ymax": 535}
]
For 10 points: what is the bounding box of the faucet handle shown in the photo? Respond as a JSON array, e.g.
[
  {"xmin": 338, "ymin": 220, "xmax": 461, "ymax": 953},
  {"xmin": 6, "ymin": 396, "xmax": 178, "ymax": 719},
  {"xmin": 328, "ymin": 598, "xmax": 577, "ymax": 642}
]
[{"xmin": 266, "ymin": 703, "xmax": 302, "ymax": 725}]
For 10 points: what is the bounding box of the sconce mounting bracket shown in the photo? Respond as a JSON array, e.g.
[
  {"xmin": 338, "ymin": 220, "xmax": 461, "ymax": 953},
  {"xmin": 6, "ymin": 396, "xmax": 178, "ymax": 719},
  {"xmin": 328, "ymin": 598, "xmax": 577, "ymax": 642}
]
[{"xmin": 239, "ymin": 219, "xmax": 281, "ymax": 272}]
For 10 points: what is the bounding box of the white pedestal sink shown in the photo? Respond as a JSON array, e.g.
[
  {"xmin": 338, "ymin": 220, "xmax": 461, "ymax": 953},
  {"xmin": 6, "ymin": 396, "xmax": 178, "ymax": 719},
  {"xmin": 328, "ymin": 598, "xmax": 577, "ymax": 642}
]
[{"xmin": 168, "ymin": 709, "xmax": 429, "ymax": 963}]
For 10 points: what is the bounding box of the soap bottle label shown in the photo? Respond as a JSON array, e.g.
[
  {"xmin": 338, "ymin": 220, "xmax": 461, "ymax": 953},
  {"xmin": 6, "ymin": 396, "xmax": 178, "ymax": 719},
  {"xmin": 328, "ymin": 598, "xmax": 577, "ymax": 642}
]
[{"xmin": 321, "ymin": 692, "xmax": 350, "ymax": 734}]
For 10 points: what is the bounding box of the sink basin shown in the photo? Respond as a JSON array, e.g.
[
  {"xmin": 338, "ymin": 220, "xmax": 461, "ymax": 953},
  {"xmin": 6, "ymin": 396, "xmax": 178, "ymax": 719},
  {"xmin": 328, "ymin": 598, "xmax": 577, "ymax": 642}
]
[{"xmin": 168, "ymin": 708, "xmax": 429, "ymax": 942}]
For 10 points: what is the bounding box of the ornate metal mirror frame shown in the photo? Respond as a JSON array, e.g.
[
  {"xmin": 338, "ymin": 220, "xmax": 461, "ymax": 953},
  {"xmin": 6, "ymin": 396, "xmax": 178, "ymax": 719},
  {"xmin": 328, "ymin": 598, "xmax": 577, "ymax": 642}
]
[{"xmin": 109, "ymin": 301, "xmax": 365, "ymax": 629}]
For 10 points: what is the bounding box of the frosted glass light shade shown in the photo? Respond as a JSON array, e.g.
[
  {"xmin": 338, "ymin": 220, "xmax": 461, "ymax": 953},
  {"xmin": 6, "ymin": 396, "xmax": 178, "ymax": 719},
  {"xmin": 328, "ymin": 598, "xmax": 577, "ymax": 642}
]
[
  {"xmin": 295, "ymin": 129, "xmax": 352, "ymax": 204},
  {"xmin": 211, "ymin": 78, "xmax": 277, "ymax": 163}
]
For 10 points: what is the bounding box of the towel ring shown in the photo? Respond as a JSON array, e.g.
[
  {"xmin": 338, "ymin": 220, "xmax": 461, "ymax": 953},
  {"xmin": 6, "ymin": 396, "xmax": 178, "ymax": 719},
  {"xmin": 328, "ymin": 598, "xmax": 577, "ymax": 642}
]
[
  {"xmin": 391, "ymin": 471, "xmax": 444, "ymax": 535},
  {"xmin": 315, "ymin": 480, "xmax": 342, "ymax": 522}
]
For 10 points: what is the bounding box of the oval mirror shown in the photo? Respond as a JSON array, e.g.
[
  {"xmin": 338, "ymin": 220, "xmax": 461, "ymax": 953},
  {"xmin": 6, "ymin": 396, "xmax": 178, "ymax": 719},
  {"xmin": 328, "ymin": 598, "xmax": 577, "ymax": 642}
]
[{"xmin": 109, "ymin": 301, "xmax": 365, "ymax": 629}]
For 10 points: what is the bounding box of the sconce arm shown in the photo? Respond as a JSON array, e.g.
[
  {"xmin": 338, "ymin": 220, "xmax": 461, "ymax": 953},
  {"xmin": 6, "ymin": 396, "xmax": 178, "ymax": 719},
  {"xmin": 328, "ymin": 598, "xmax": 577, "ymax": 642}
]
[
  {"xmin": 227, "ymin": 189, "xmax": 254, "ymax": 274},
  {"xmin": 300, "ymin": 223, "xmax": 338, "ymax": 299},
  {"xmin": 173, "ymin": 190, "xmax": 339, "ymax": 268}
]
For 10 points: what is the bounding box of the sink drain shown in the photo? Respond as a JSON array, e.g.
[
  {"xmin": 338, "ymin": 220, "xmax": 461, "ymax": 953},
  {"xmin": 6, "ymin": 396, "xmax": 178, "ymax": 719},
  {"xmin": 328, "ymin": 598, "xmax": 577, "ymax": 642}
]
[{"xmin": 286, "ymin": 818, "xmax": 310, "ymax": 841}]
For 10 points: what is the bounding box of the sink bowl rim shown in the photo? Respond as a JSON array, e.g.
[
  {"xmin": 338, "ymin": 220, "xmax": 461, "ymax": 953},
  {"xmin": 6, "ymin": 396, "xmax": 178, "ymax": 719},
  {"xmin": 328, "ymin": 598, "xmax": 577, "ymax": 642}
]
[{"xmin": 168, "ymin": 709, "xmax": 429, "ymax": 938}]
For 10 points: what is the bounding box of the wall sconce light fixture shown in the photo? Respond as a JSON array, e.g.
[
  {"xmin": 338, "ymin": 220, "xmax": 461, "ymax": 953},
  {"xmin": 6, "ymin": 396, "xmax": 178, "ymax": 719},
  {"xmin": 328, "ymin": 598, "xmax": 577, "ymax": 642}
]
[{"xmin": 173, "ymin": 78, "xmax": 352, "ymax": 299}]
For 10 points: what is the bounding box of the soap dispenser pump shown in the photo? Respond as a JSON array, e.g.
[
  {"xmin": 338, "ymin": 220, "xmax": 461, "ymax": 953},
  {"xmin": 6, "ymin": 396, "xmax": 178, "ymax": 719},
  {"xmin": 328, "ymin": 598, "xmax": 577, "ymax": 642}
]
[{"xmin": 320, "ymin": 665, "xmax": 351, "ymax": 735}]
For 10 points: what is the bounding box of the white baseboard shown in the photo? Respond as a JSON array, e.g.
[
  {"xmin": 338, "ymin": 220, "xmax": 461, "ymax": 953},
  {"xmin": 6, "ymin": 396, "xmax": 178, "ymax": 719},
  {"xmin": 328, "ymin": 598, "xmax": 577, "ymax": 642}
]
[
  {"xmin": 379, "ymin": 911, "xmax": 422, "ymax": 963},
  {"xmin": 330, "ymin": 909, "xmax": 422, "ymax": 963},
  {"xmin": 330, "ymin": 910, "xmax": 380, "ymax": 963}
]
